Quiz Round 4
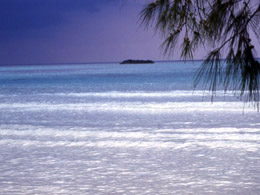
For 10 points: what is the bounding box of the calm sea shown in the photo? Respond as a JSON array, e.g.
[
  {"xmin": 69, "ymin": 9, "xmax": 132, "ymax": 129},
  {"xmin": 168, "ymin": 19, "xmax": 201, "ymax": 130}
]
[{"xmin": 0, "ymin": 61, "xmax": 259, "ymax": 194}]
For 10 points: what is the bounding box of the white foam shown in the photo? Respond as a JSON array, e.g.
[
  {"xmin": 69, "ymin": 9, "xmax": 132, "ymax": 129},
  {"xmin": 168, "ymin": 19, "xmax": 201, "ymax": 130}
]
[
  {"xmin": 45, "ymin": 90, "xmax": 236, "ymax": 98},
  {"xmin": 0, "ymin": 125, "xmax": 259, "ymax": 151},
  {"xmin": 1, "ymin": 127, "xmax": 260, "ymax": 141},
  {"xmin": 0, "ymin": 101, "xmax": 255, "ymax": 113},
  {"xmin": 0, "ymin": 138, "xmax": 258, "ymax": 151}
]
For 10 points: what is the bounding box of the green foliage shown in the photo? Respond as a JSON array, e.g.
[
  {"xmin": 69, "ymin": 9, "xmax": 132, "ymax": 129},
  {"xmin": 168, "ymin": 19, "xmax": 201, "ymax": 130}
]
[{"xmin": 140, "ymin": 0, "xmax": 260, "ymax": 108}]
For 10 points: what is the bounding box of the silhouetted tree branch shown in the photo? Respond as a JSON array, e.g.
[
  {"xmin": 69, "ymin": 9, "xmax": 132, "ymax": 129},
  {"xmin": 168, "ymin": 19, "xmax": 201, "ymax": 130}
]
[{"xmin": 140, "ymin": 0, "xmax": 260, "ymax": 108}]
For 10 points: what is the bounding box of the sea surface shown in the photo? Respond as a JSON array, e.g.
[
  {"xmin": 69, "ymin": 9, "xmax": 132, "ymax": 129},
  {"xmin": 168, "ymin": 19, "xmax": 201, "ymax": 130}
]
[{"xmin": 0, "ymin": 61, "xmax": 259, "ymax": 194}]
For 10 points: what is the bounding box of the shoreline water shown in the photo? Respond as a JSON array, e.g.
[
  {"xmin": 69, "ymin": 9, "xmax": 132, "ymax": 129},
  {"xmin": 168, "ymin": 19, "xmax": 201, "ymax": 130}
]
[{"xmin": 0, "ymin": 61, "xmax": 259, "ymax": 194}]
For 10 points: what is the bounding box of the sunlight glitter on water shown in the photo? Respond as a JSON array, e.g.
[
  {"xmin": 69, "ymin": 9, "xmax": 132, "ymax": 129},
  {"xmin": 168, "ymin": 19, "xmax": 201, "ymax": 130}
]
[{"xmin": 1, "ymin": 62, "xmax": 260, "ymax": 194}]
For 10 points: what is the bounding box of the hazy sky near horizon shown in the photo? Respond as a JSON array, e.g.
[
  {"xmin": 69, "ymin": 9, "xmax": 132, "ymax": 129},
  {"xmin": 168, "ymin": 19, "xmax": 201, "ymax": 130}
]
[
  {"xmin": 0, "ymin": 0, "xmax": 259, "ymax": 65},
  {"xmin": 0, "ymin": 0, "xmax": 169, "ymax": 65}
]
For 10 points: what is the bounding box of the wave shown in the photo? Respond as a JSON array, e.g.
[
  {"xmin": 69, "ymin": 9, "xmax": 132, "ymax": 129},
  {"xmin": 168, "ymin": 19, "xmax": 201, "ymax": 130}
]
[
  {"xmin": 44, "ymin": 90, "xmax": 237, "ymax": 98},
  {"xmin": 1, "ymin": 127, "xmax": 260, "ymax": 141},
  {"xmin": 1, "ymin": 139, "xmax": 258, "ymax": 151},
  {"xmin": 0, "ymin": 125, "xmax": 259, "ymax": 151},
  {"xmin": 0, "ymin": 101, "xmax": 255, "ymax": 113}
]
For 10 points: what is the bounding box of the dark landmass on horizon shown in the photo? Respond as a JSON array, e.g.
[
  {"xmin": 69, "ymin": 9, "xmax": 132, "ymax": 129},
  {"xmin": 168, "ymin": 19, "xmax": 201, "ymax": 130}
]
[{"xmin": 120, "ymin": 59, "xmax": 154, "ymax": 64}]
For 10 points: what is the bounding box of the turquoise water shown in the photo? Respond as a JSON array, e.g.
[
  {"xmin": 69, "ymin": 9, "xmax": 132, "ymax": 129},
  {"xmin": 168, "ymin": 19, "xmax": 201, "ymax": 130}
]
[
  {"xmin": 0, "ymin": 61, "xmax": 198, "ymax": 92},
  {"xmin": 0, "ymin": 61, "xmax": 259, "ymax": 194}
]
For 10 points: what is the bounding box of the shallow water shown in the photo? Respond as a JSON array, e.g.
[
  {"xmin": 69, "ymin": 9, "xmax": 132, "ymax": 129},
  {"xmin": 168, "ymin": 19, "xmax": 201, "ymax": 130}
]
[{"xmin": 0, "ymin": 62, "xmax": 259, "ymax": 194}]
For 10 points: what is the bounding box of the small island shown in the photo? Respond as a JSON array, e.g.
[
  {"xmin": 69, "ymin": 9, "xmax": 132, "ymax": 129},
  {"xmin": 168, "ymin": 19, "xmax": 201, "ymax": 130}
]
[{"xmin": 120, "ymin": 59, "xmax": 154, "ymax": 64}]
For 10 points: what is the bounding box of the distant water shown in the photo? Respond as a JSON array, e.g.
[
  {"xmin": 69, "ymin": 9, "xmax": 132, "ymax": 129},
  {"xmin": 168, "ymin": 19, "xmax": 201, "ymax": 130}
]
[{"xmin": 0, "ymin": 62, "xmax": 259, "ymax": 194}]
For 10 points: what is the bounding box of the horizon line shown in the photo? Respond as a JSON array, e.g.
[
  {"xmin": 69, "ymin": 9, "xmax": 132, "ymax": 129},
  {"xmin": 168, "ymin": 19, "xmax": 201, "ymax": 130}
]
[
  {"xmin": 0, "ymin": 59, "xmax": 206, "ymax": 66},
  {"xmin": 0, "ymin": 57, "xmax": 259, "ymax": 66}
]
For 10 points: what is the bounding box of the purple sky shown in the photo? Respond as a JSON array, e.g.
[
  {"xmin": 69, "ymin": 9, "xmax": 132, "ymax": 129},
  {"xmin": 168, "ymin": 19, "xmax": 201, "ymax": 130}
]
[
  {"xmin": 0, "ymin": 0, "xmax": 168, "ymax": 65},
  {"xmin": 0, "ymin": 0, "xmax": 259, "ymax": 65}
]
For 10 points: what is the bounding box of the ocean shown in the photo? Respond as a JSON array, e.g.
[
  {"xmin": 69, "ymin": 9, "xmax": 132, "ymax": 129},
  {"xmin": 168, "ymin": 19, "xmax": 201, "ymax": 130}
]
[{"xmin": 0, "ymin": 61, "xmax": 259, "ymax": 194}]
